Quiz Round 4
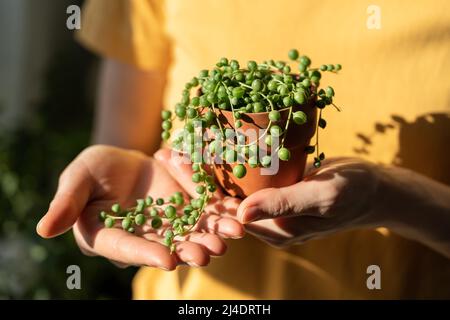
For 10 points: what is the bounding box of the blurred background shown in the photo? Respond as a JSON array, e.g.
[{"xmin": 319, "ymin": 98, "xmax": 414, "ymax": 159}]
[{"xmin": 0, "ymin": 0, "xmax": 135, "ymax": 299}]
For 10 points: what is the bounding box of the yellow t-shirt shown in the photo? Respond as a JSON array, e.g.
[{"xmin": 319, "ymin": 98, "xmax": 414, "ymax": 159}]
[{"xmin": 78, "ymin": 0, "xmax": 450, "ymax": 299}]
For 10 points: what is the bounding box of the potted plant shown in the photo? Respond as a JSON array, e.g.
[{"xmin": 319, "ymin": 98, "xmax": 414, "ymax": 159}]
[{"xmin": 99, "ymin": 49, "xmax": 342, "ymax": 250}]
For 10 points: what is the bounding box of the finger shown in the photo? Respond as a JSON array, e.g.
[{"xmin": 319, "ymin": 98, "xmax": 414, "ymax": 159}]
[
  {"xmin": 182, "ymin": 232, "xmax": 227, "ymax": 256},
  {"xmin": 143, "ymin": 208, "xmax": 245, "ymax": 239},
  {"xmin": 137, "ymin": 207, "xmax": 244, "ymax": 240},
  {"xmin": 244, "ymin": 216, "xmax": 323, "ymax": 247},
  {"xmin": 73, "ymin": 227, "xmax": 96, "ymax": 257},
  {"xmin": 237, "ymin": 187, "xmax": 297, "ymax": 223},
  {"xmin": 196, "ymin": 214, "xmax": 245, "ymax": 239},
  {"xmin": 237, "ymin": 180, "xmax": 325, "ymax": 223},
  {"xmin": 143, "ymin": 233, "xmax": 210, "ymax": 267},
  {"xmin": 175, "ymin": 241, "xmax": 210, "ymax": 267},
  {"xmin": 154, "ymin": 148, "xmax": 225, "ymax": 199},
  {"xmin": 74, "ymin": 220, "xmax": 177, "ymax": 270},
  {"xmin": 97, "ymin": 229, "xmax": 177, "ymax": 270},
  {"xmin": 37, "ymin": 158, "xmax": 95, "ymax": 238},
  {"xmin": 208, "ymin": 196, "xmax": 241, "ymax": 218},
  {"xmin": 143, "ymin": 231, "xmax": 227, "ymax": 256},
  {"xmin": 109, "ymin": 260, "xmax": 131, "ymax": 269},
  {"xmin": 244, "ymin": 221, "xmax": 293, "ymax": 247}
]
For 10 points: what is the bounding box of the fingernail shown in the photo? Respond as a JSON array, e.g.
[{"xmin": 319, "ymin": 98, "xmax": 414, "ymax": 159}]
[
  {"xmin": 240, "ymin": 206, "xmax": 260, "ymax": 224},
  {"xmin": 187, "ymin": 261, "xmax": 200, "ymax": 267},
  {"xmin": 160, "ymin": 265, "xmax": 175, "ymax": 271},
  {"xmin": 154, "ymin": 150, "xmax": 165, "ymax": 161},
  {"xmin": 219, "ymin": 232, "xmax": 243, "ymax": 239},
  {"xmin": 36, "ymin": 218, "xmax": 43, "ymax": 230},
  {"xmin": 36, "ymin": 217, "xmax": 45, "ymax": 236}
]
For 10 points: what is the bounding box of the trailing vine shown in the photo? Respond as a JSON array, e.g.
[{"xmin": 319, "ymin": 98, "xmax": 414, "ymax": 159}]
[{"xmin": 99, "ymin": 49, "xmax": 342, "ymax": 251}]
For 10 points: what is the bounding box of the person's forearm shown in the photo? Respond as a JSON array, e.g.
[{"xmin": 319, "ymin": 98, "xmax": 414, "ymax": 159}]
[
  {"xmin": 375, "ymin": 165, "xmax": 450, "ymax": 258},
  {"xmin": 93, "ymin": 58, "xmax": 167, "ymax": 155}
]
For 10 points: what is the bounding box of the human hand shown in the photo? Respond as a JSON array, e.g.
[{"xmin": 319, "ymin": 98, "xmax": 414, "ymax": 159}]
[
  {"xmin": 37, "ymin": 145, "xmax": 244, "ymax": 270},
  {"xmin": 153, "ymin": 149, "xmax": 244, "ymax": 231},
  {"xmin": 236, "ymin": 158, "xmax": 381, "ymax": 247}
]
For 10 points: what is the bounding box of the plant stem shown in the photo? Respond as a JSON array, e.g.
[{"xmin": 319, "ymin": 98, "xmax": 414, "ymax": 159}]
[
  {"xmin": 280, "ymin": 106, "xmax": 293, "ymax": 147},
  {"xmin": 331, "ymin": 103, "xmax": 341, "ymax": 112},
  {"xmin": 238, "ymin": 82, "xmax": 252, "ymax": 90},
  {"xmin": 258, "ymin": 63, "xmax": 280, "ymax": 71},
  {"xmin": 256, "ymin": 91, "xmax": 275, "ymax": 112},
  {"xmin": 179, "ymin": 164, "xmax": 212, "ymax": 235},
  {"xmin": 316, "ymin": 109, "xmax": 322, "ymax": 160},
  {"xmin": 221, "ymin": 82, "xmax": 240, "ymax": 141},
  {"xmin": 211, "ymin": 103, "xmax": 226, "ymax": 140}
]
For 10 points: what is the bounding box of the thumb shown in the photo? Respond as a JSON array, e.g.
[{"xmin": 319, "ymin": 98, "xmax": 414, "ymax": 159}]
[
  {"xmin": 237, "ymin": 181, "xmax": 315, "ymax": 223},
  {"xmin": 37, "ymin": 160, "xmax": 94, "ymax": 238}
]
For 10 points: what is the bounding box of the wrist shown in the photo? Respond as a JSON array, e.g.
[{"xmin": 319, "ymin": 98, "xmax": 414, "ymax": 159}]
[{"xmin": 374, "ymin": 165, "xmax": 450, "ymax": 256}]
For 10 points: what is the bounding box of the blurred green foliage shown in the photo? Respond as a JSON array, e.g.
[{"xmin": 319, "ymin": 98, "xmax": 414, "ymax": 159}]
[{"xmin": 0, "ymin": 44, "xmax": 135, "ymax": 299}]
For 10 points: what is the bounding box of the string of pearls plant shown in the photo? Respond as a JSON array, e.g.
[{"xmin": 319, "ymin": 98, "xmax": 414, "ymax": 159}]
[{"xmin": 99, "ymin": 49, "xmax": 342, "ymax": 251}]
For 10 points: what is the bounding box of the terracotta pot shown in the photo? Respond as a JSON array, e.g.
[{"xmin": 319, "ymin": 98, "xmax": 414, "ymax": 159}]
[{"xmin": 212, "ymin": 100, "xmax": 317, "ymax": 198}]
